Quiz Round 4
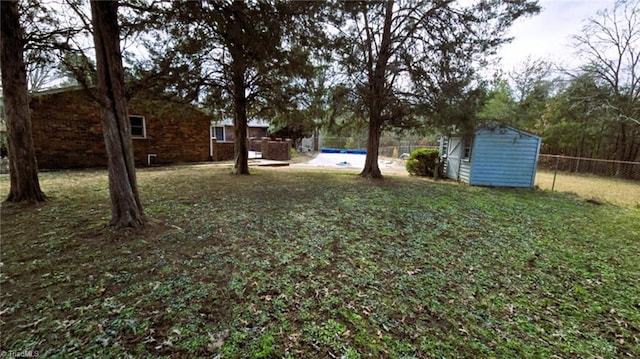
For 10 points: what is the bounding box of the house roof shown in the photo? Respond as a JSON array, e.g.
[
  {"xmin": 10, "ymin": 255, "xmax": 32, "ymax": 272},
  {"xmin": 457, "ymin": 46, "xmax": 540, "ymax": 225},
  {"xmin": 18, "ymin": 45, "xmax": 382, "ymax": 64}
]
[
  {"xmin": 445, "ymin": 123, "xmax": 541, "ymax": 139},
  {"xmin": 212, "ymin": 118, "xmax": 270, "ymax": 128},
  {"xmin": 30, "ymin": 85, "xmax": 85, "ymax": 97},
  {"xmin": 0, "ymin": 86, "xmax": 83, "ymax": 104}
]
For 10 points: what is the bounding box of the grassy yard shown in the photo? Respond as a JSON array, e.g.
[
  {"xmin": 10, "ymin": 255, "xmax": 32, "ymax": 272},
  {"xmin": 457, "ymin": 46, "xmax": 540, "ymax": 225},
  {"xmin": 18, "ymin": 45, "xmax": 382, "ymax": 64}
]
[
  {"xmin": 536, "ymin": 170, "xmax": 640, "ymax": 207},
  {"xmin": 1, "ymin": 165, "xmax": 639, "ymax": 358}
]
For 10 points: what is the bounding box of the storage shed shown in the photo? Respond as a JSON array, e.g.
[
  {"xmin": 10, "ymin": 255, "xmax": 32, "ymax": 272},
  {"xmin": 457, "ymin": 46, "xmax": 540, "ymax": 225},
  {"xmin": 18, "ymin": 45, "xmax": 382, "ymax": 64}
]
[{"xmin": 440, "ymin": 124, "xmax": 541, "ymax": 188}]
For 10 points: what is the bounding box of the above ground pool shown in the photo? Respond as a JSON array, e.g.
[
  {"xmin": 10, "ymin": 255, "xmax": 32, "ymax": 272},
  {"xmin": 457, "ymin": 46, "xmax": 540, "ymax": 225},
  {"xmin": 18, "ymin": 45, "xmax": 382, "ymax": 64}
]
[{"xmin": 320, "ymin": 148, "xmax": 367, "ymax": 155}]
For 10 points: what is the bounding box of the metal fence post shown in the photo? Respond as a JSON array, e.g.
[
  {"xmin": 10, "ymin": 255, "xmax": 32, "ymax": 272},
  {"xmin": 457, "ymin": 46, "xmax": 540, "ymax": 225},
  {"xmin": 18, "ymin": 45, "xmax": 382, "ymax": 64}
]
[{"xmin": 551, "ymin": 155, "xmax": 560, "ymax": 191}]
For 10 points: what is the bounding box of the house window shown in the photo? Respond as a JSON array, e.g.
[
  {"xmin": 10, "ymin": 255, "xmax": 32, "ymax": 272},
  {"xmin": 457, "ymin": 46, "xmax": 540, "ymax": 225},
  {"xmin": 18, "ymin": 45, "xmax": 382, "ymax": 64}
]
[
  {"xmin": 462, "ymin": 137, "xmax": 473, "ymax": 160},
  {"xmin": 211, "ymin": 126, "xmax": 224, "ymax": 141},
  {"xmin": 130, "ymin": 115, "xmax": 146, "ymax": 138}
]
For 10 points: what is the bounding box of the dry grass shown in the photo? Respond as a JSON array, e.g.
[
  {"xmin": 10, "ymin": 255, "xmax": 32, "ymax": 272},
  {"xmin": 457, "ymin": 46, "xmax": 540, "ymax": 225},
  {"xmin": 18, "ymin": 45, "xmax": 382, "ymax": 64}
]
[{"xmin": 535, "ymin": 170, "xmax": 640, "ymax": 207}]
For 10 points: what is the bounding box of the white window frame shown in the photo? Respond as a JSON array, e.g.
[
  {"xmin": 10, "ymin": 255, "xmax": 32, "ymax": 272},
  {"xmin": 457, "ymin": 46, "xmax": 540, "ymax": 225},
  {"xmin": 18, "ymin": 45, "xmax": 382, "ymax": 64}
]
[
  {"xmin": 130, "ymin": 115, "xmax": 146, "ymax": 139},
  {"xmin": 211, "ymin": 126, "xmax": 225, "ymax": 141}
]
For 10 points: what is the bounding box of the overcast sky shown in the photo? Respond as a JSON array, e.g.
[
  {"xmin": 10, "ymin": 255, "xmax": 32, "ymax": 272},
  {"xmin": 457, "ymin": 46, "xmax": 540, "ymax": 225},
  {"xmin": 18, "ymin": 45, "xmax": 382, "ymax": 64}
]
[{"xmin": 494, "ymin": 0, "xmax": 617, "ymax": 73}]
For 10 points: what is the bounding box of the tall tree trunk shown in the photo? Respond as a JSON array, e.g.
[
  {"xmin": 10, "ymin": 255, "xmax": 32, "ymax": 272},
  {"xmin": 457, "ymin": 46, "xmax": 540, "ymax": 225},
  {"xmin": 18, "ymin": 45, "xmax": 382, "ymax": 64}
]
[
  {"xmin": 313, "ymin": 127, "xmax": 319, "ymax": 152},
  {"xmin": 621, "ymin": 123, "xmax": 637, "ymax": 179},
  {"xmin": 630, "ymin": 131, "xmax": 640, "ymax": 161},
  {"xmin": 360, "ymin": 1, "xmax": 393, "ymax": 179},
  {"xmin": 231, "ymin": 58, "xmax": 250, "ymax": 175},
  {"xmin": 575, "ymin": 132, "xmax": 586, "ymax": 173},
  {"xmin": 361, "ymin": 119, "xmax": 382, "ymax": 178},
  {"xmin": 91, "ymin": 1, "xmax": 145, "ymax": 229},
  {"xmin": 615, "ymin": 122, "xmax": 626, "ymax": 177},
  {"xmin": 594, "ymin": 122, "xmax": 605, "ymax": 159},
  {"xmin": 0, "ymin": 1, "xmax": 46, "ymax": 203}
]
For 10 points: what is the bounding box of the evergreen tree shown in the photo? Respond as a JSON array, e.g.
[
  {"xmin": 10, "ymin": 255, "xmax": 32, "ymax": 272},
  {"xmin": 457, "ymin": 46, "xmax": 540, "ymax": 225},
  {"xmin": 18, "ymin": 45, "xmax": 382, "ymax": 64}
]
[
  {"xmin": 334, "ymin": 0, "xmax": 541, "ymax": 178},
  {"xmin": 139, "ymin": 1, "xmax": 326, "ymax": 174}
]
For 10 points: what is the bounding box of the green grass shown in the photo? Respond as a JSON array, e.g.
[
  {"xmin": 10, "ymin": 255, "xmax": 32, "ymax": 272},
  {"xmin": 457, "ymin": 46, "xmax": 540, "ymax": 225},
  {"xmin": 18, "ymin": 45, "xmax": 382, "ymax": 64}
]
[{"xmin": 1, "ymin": 165, "xmax": 639, "ymax": 358}]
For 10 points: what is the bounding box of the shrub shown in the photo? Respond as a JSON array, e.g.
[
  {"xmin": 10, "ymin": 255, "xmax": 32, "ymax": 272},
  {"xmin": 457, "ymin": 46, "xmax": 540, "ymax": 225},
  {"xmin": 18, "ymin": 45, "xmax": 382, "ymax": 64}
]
[{"xmin": 405, "ymin": 148, "xmax": 441, "ymax": 177}]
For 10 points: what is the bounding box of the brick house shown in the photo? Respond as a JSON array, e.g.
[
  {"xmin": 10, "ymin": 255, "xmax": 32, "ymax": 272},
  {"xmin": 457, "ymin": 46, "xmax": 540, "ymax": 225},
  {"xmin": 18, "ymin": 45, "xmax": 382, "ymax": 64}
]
[
  {"xmin": 28, "ymin": 87, "xmax": 212, "ymax": 169},
  {"xmin": 209, "ymin": 118, "xmax": 269, "ymax": 161},
  {"xmin": 210, "ymin": 118, "xmax": 269, "ymax": 142}
]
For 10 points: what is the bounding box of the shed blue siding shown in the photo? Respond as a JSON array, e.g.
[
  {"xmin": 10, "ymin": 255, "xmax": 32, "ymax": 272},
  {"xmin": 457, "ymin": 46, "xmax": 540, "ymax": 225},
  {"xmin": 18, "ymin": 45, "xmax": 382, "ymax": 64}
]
[{"xmin": 469, "ymin": 127, "xmax": 540, "ymax": 188}]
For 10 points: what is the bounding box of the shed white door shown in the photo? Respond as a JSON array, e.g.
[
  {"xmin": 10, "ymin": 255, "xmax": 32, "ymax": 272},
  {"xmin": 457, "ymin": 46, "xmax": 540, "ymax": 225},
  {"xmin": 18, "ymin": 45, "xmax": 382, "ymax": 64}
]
[{"xmin": 446, "ymin": 138, "xmax": 462, "ymax": 180}]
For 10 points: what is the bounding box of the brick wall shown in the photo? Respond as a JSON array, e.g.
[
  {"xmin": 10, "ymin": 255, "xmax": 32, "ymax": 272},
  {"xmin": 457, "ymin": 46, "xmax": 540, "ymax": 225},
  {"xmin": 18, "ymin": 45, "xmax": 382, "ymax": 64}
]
[
  {"xmin": 248, "ymin": 127, "xmax": 267, "ymax": 139},
  {"xmin": 250, "ymin": 138, "xmax": 292, "ymax": 161},
  {"xmin": 248, "ymin": 138, "xmax": 262, "ymax": 151},
  {"xmin": 30, "ymin": 90, "xmax": 107, "ymax": 168},
  {"xmin": 212, "ymin": 140, "xmax": 235, "ymax": 161},
  {"xmin": 29, "ymin": 89, "xmax": 211, "ymax": 169},
  {"xmin": 128, "ymin": 98, "xmax": 210, "ymax": 165},
  {"xmin": 214, "ymin": 138, "xmax": 292, "ymax": 161},
  {"xmin": 263, "ymin": 139, "xmax": 291, "ymax": 161}
]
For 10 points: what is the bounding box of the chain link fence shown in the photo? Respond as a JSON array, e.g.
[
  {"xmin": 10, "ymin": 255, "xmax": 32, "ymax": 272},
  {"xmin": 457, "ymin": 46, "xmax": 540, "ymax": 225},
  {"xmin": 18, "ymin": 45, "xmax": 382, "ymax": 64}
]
[
  {"xmin": 536, "ymin": 154, "xmax": 640, "ymax": 206},
  {"xmin": 538, "ymin": 154, "xmax": 640, "ymax": 185},
  {"xmin": 378, "ymin": 145, "xmax": 438, "ymax": 158},
  {"xmin": 299, "ymin": 136, "xmax": 438, "ymax": 158},
  {"xmin": 299, "ymin": 136, "xmax": 368, "ymax": 152},
  {"xmin": 299, "ymin": 137, "xmax": 640, "ymax": 179}
]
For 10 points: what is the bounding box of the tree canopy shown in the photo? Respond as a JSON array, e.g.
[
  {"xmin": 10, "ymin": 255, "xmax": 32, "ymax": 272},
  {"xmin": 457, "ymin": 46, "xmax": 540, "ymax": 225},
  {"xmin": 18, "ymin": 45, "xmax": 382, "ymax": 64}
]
[
  {"xmin": 538, "ymin": 0, "xmax": 640, "ymax": 177},
  {"xmin": 134, "ymin": 0, "xmax": 326, "ymax": 174},
  {"xmin": 9, "ymin": 0, "xmax": 638, "ymax": 182},
  {"xmin": 331, "ymin": 0, "xmax": 541, "ymax": 177}
]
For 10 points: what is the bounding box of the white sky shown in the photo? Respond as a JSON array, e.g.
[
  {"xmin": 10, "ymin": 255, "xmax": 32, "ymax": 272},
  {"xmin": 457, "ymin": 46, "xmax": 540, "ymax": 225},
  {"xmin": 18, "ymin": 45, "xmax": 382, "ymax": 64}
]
[{"xmin": 494, "ymin": 0, "xmax": 617, "ymax": 73}]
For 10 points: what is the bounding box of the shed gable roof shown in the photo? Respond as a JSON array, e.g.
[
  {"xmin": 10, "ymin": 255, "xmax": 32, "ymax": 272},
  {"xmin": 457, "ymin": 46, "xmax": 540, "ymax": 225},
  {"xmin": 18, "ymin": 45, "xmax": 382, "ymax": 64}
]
[
  {"xmin": 475, "ymin": 124, "xmax": 541, "ymax": 140},
  {"xmin": 444, "ymin": 123, "xmax": 541, "ymax": 140}
]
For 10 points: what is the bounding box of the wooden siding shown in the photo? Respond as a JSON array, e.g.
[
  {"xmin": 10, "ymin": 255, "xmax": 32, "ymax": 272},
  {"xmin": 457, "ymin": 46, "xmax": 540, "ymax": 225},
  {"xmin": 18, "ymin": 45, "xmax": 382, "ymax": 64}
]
[
  {"xmin": 459, "ymin": 160, "xmax": 471, "ymax": 183},
  {"xmin": 469, "ymin": 127, "xmax": 540, "ymax": 188}
]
